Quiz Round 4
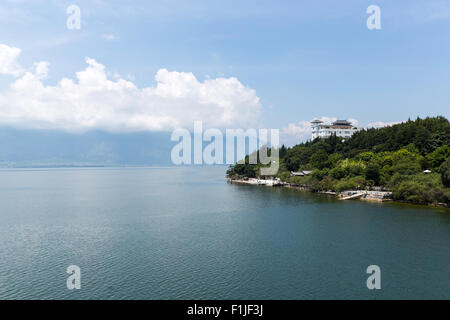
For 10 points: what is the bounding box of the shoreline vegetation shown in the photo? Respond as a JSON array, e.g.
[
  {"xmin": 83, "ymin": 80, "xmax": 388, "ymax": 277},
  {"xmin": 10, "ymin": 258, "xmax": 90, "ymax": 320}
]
[
  {"xmin": 226, "ymin": 116, "xmax": 450, "ymax": 208},
  {"xmin": 226, "ymin": 177, "xmax": 394, "ymax": 203}
]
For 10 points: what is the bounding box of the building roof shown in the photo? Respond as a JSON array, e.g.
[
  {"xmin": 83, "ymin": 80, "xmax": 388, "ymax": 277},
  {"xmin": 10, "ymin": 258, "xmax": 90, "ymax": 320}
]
[
  {"xmin": 290, "ymin": 170, "xmax": 312, "ymax": 176},
  {"xmin": 332, "ymin": 120, "xmax": 352, "ymax": 126},
  {"xmin": 330, "ymin": 125, "xmax": 352, "ymax": 129}
]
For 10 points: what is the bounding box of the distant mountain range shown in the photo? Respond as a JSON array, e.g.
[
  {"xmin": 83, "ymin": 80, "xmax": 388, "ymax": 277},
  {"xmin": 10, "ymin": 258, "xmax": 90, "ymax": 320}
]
[{"xmin": 0, "ymin": 127, "xmax": 174, "ymax": 167}]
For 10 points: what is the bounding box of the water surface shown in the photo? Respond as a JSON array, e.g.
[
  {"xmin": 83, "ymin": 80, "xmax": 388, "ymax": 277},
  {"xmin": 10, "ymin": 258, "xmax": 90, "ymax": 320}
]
[{"xmin": 0, "ymin": 167, "xmax": 448, "ymax": 299}]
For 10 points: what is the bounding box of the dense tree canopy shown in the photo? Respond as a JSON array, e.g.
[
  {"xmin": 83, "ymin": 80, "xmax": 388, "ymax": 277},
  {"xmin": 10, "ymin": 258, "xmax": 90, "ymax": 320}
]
[
  {"xmin": 227, "ymin": 116, "xmax": 450, "ymax": 205},
  {"xmin": 440, "ymin": 157, "xmax": 450, "ymax": 188}
]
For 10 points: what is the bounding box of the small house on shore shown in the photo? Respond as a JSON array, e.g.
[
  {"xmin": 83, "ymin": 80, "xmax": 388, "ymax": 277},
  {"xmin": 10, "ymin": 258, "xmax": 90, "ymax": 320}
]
[{"xmin": 290, "ymin": 170, "xmax": 312, "ymax": 177}]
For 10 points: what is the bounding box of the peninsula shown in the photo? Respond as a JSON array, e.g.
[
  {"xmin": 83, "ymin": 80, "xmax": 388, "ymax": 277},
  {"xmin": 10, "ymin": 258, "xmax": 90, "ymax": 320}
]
[{"xmin": 227, "ymin": 116, "xmax": 450, "ymax": 207}]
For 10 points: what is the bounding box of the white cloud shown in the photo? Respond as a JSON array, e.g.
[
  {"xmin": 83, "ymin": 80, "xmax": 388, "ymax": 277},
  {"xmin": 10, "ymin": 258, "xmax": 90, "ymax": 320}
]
[
  {"xmin": 0, "ymin": 44, "xmax": 24, "ymax": 76},
  {"xmin": 367, "ymin": 121, "xmax": 400, "ymax": 128},
  {"xmin": 282, "ymin": 121, "xmax": 311, "ymax": 138},
  {"xmin": 33, "ymin": 61, "xmax": 49, "ymax": 79},
  {"xmin": 0, "ymin": 43, "xmax": 261, "ymax": 132},
  {"xmin": 281, "ymin": 116, "xmax": 337, "ymax": 144},
  {"xmin": 347, "ymin": 118, "xmax": 359, "ymax": 127}
]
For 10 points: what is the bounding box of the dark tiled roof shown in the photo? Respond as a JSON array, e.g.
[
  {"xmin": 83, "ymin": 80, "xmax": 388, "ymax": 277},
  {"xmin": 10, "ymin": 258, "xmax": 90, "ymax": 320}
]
[{"xmin": 332, "ymin": 120, "xmax": 352, "ymax": 125}]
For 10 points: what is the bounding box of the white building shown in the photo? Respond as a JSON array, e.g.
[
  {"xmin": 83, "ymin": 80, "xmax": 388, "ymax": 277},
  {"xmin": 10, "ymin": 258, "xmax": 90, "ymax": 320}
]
[{"xmin": 311, "ymin": 119, "xmax": 358, "ymax": 140}]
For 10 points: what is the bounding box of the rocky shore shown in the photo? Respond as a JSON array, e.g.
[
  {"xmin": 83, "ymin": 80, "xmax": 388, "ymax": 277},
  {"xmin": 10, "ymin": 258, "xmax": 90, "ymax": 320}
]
[
  {"xmin": 339, "ymin": 190, "xmax": 393, "ymax": 202},
  {"xmin": 227, "ymin": 177, "xmax": 393, "ymax": 202}
]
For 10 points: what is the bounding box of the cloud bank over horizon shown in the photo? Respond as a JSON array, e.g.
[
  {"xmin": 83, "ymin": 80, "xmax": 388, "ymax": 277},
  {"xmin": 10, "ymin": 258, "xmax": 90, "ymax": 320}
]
[
  {"xmin": 0, "ymin": 42, "xmax": 409, "ymax": 146},
  {"xmin": 0, "ymin": 43, "xmax": 261, "ymax": 133}
]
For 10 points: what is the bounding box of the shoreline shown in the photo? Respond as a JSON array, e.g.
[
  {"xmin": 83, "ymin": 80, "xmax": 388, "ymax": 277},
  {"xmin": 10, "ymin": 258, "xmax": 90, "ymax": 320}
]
[{"xmin": 227, "ymin": 177, "xmax": 449, "ymax": 208}]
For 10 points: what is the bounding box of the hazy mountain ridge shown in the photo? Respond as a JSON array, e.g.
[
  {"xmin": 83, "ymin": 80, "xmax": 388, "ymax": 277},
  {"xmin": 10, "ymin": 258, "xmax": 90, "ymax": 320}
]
[{"xmin": 0, "ymin": 127, "xmax": 174, "ymax": 167}]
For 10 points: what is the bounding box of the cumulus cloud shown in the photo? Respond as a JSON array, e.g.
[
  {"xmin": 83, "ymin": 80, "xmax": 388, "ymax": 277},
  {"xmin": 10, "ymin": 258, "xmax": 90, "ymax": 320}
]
[
  {"xmin": 0, "ymin": 43, "xmax": 24, "ymax": 76},
  {"xmin": 367, "ymin": 121, "xmax": 400, "ymax": 128},
  {"xmin": 0, "ymin": 43, "xmax": 261, "ymax": 132},
  {"xmin": 33, "ymin": 61, "xmax": 50, "ymax": 79},
  {"xmin": 282, "ymin": 121, "xmax": 311, "ymax": 137},
  {"xmin": 347, "ymin": 118, "xmax": 359, "ymax": 127}
]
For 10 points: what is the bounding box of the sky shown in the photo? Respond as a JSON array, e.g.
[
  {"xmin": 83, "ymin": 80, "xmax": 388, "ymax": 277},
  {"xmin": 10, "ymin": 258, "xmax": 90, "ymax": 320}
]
[{"xmin": 1, "ymin": 0, "xmax": 450, "ymax": 145}]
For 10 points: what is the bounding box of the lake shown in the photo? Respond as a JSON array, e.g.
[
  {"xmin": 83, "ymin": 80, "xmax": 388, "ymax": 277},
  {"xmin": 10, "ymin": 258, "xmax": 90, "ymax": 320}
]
[{"xmin": 0, "ymin": 166, "xmax": 448, "ymax": 299}]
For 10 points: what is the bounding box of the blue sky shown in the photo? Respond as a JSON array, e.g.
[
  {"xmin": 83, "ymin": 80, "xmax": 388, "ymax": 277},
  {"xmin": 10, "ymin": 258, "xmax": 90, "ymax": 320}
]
[{"xmin": 0, "ymin": 0, "xmax": 449, "ymax": 144}]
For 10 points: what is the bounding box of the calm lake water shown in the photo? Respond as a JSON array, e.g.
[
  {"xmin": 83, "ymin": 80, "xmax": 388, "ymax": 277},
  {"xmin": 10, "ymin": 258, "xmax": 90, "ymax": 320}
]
[{"xmin": 0, "ymin": 166, "xmax": 448, "ymax": 299}]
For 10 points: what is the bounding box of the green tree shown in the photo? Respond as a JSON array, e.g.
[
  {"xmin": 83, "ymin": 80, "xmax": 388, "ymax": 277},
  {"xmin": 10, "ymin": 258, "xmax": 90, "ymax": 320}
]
[
  {"xmin": 426, "ymin": 145, "xmax": 450, "ymax": 169},
  {"xmin": 327, "ymin": 153, "xmax": 342, "ymax": 167},
  {"xmin": 330, "ymin": 166, "xmax": 346, "ymax": 179},
  {"xmin": 279, "ymin": 144, "xmax": 287, "ymax": 159},
  {"xmin": 439, "ymin": 157, "xmax": 450, "ymax": 187},
  {"xmin": 392, "ymin": 148, "xmax": 422, "ymax": 175},
  {"xmin": 310, "ymin": 150, "xmax": 328, "ymax": 169},
  {"xmin": 357, "ymin": 151, "xmax": 375, "ymax": 163},
  {"xmin": 365, "ymin": 163, "xmax": 380, "ymax": 185}
]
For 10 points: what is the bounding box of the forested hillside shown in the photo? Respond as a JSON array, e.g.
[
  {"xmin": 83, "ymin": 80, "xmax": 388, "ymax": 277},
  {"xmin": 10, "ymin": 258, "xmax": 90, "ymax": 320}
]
[{"xmin": 227, "ymin": 116, "xmax": 450, "ymax": 205}]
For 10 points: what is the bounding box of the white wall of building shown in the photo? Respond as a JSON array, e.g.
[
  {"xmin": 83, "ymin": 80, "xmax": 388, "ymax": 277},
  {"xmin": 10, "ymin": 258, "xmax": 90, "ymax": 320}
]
[{"xmin": 311, "ymin": 120, "xmax": 358, "ymax": 140}]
